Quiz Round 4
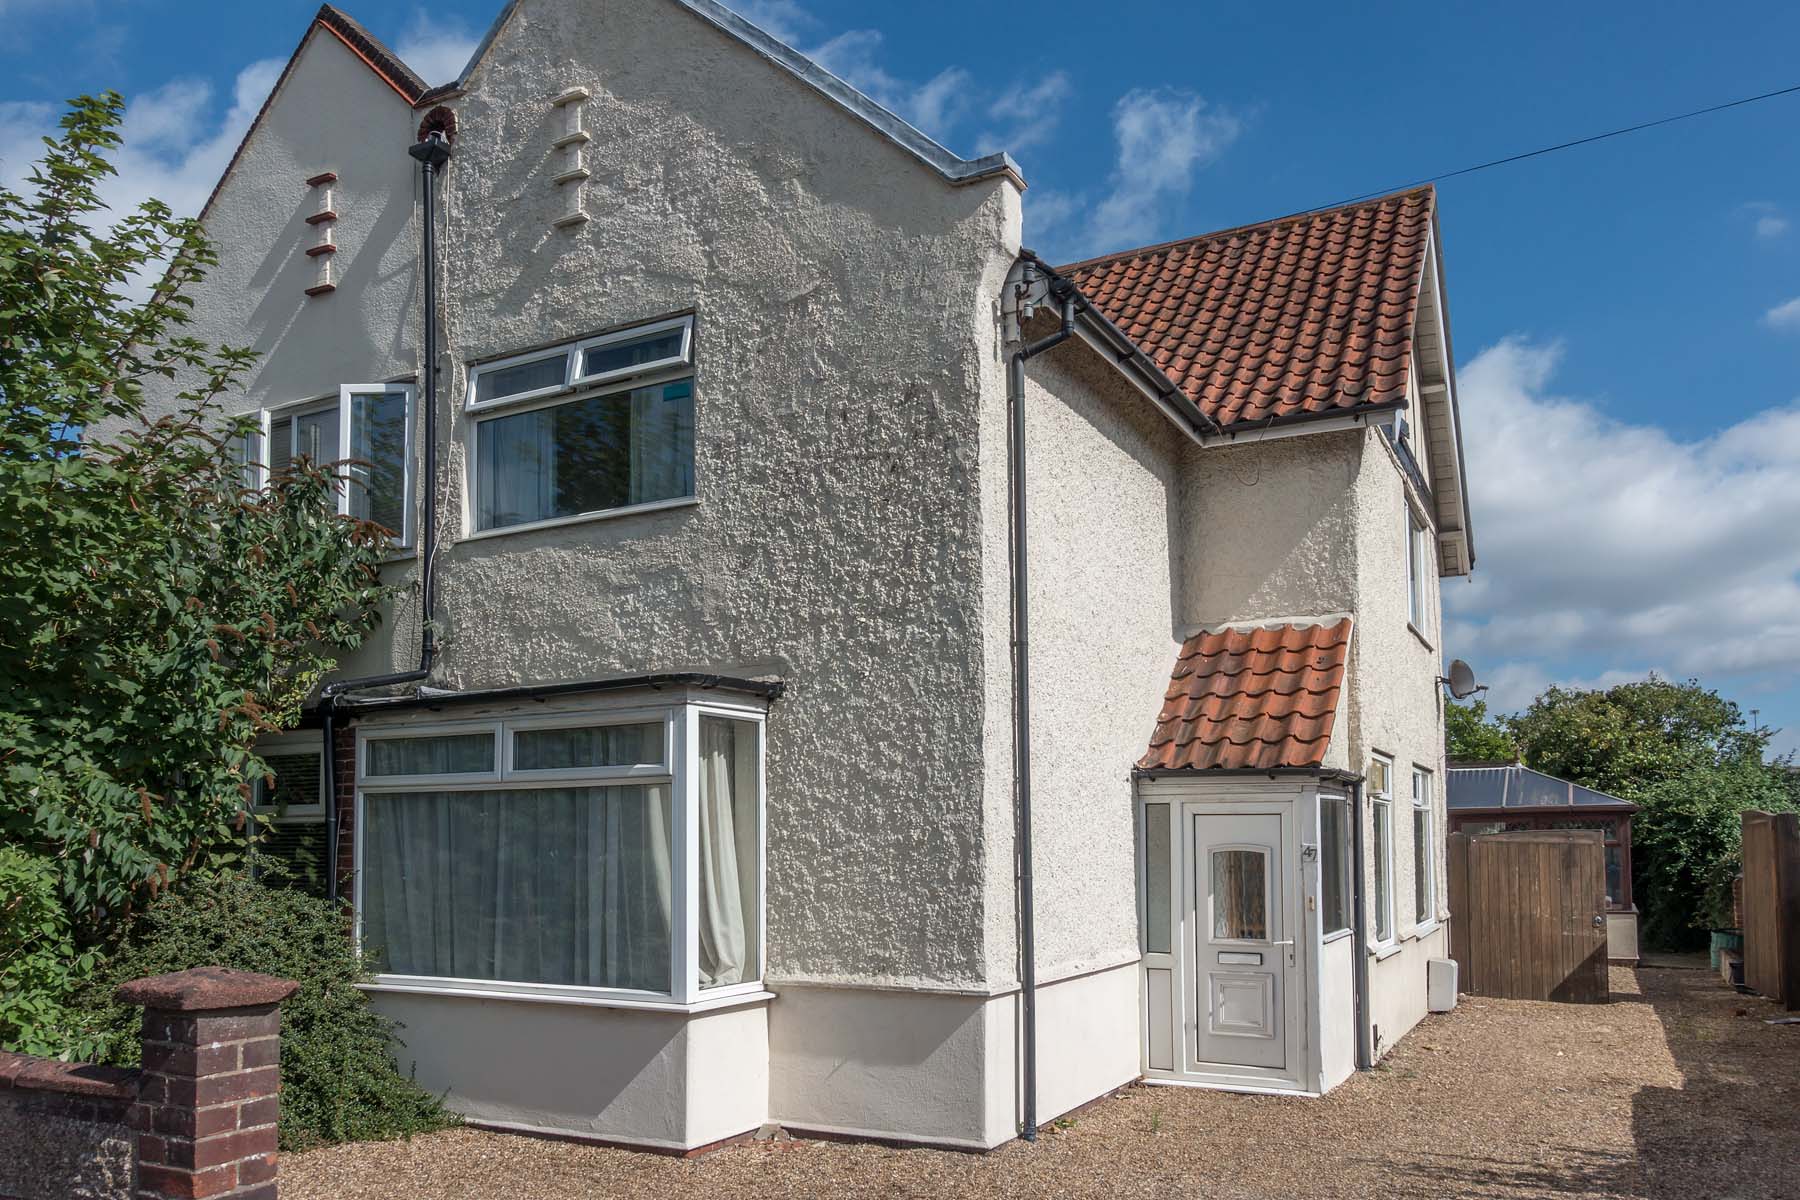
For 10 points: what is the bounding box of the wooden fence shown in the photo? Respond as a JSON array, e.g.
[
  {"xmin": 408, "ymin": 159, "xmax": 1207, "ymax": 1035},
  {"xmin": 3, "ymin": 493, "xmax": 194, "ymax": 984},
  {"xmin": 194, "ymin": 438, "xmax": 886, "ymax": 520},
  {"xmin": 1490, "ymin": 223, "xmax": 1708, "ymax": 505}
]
[
  {"xmin": 1741, "ymin": 810, "xmax": 1800, "ymax": 1010},
  {"xmin": 1447, "ymin": 830, "xmax": 1609, "ymax": 1003}
]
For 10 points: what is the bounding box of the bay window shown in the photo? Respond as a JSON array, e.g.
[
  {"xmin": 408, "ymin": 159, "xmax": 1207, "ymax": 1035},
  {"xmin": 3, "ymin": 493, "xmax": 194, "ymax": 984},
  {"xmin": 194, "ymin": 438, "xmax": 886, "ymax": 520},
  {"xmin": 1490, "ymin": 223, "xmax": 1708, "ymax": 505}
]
[
  {"xmin": 354, "ymin": 698, "xmax": 764, "ymax": 1006},
  {"xmin": 467, "ymin": 316, "xmax": 696, "ymax": 534}
]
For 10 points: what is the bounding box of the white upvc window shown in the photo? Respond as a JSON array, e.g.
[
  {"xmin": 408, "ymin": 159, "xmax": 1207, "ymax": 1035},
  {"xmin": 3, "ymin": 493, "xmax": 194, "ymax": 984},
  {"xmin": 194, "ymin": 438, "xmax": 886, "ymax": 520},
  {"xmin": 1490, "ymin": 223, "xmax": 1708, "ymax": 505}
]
[
  {"xmin": 251, "ymin": 731, "xmax": 327, "ymax": 818},
  {"xmin": 1413, "ymin": 767, "xmax": 1436, "ymax": 928},
  {"xmin": 1405, "ymin": 506, "xmax": 1426, "ymax": 631},
  {"xmin": 353, "ymin": 694, "xmax": 766, "ymax": 1008},
  {"xmin": 248, "ymin": 731, "xmax": 329, "ymax": 896},
  {"xmin": 235, "ymin": 383, "xmax": 416, "ymax": 546},
  {"xmin": 1369, "ymin": 754, "xmax": 1396, "ymax": 946},
  {"xmin": 1319, "ymin": 793, "xmax": 1352, "ymax": 938},
  {"xmin": 465, "ymin": 315, "xmax": 697, "ymax": 535}
]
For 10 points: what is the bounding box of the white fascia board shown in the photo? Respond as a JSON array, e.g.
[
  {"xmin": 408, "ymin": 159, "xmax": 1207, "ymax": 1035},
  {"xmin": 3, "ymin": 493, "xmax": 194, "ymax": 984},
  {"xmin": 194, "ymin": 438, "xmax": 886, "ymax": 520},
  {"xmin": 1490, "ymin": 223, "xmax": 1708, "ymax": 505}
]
[{"xmin": 1417, "ymin": 228, "xmax": 1475, "ymax": 574}]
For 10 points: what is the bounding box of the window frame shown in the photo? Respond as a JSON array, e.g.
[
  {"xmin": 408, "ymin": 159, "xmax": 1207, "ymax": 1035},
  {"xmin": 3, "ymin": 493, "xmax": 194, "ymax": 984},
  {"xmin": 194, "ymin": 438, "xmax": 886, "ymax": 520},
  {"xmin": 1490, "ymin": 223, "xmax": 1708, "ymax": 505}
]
[
  {"xmin": 465, "ymin": 372, "xmax": 698, "ymax": 537},
  {"xmin": 1405, "ymin": 506, "xmax": 1426, "ymax": 632},
  {"xmin": 339, "ymin": 383, "xmax": 417, "ymax": 547},
  {"xmin": 1370, "ymin": 754, "xmax": 1397, "ymax": 947},
  {"xmin": 1412, "ymin": 766, "xmax": 1437, "ymax": 931},
  {"xmin": 1319, "ymin": 793, "xmax": 1352, "ymax": 940},
  {"xmin": 250, "ymin": 731, "xmax": 327, "ymax": 820},
  {"xmin": 236, "ymin": 384, "xmax": 417, "ymax": 547},
  {"xmin": 464, "ymin": 315, "xmax": 695, "ymax": 415},
  {"xmin": 352, "ymin": 693, "xmax": 768, "ymax": 1010}
]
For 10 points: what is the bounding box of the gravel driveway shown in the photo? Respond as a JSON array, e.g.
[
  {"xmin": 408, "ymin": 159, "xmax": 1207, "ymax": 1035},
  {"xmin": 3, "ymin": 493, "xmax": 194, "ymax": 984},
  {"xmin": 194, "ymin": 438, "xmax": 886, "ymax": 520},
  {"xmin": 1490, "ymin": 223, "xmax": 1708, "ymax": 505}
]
[{"xmin": 283, "ymin": 967, "xmax": 1800, "ymax": 1199}]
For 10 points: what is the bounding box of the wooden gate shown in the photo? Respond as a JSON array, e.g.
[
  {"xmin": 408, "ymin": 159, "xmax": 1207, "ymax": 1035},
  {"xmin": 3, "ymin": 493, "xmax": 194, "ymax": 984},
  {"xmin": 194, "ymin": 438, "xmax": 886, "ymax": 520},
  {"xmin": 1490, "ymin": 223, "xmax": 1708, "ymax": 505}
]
[
  {"xmin": 1741, "ymin": 811, "xmax": 1800, "ymax": 1009},
  {"xmin": 1447, "ymin": 830, "xmax": 1609, "ymax": 1002}
]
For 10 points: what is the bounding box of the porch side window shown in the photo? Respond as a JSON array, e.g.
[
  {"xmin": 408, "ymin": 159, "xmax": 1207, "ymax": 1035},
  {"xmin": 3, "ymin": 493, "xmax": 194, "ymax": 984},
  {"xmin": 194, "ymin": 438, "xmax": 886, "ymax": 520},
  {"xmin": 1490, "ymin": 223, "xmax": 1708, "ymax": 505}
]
[
  {"xmin": 1370, "ymin": 756, "xmax": 1395, "ymax": 944},
  {"xmin": 468, "ymin": 316, "xmax": 695, "ymax": 533},
  {"xmin": 355, "ymin": 701, "xmax": 765, "ymax": 1004},
  {"xmin": 1412, "ymin": 767, "xmax": 1435, "ymax": 926},
  {"xmin": 1319, "ymin": 795, "xmax": 1351, "ymax": 937}
]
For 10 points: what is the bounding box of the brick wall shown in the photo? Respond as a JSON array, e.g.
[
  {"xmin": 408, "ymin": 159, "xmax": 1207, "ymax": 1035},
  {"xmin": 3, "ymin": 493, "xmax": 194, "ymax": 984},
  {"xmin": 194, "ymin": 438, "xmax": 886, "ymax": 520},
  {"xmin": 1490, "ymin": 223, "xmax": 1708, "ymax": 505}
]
[{"xmin": 0, "ymin": 968, "xmax": 297, "ymax": 1200}]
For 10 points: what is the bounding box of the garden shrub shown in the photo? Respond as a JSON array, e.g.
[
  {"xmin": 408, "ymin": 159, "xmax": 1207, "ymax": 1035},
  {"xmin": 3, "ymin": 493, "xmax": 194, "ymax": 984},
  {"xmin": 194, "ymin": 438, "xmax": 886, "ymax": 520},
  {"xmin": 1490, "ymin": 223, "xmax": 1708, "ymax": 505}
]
[{"xmin": 74, "ymin": 870, "xmax": 455, "ymax": 1151}]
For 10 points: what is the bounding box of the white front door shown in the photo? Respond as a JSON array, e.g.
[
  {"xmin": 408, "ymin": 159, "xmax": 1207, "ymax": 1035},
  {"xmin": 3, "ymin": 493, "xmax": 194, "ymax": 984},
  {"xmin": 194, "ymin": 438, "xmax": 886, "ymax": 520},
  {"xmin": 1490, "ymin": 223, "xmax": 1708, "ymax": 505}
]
[{"xmin": 1188, "ymin": 810, "xmax": 1291, "ymax": 1073}]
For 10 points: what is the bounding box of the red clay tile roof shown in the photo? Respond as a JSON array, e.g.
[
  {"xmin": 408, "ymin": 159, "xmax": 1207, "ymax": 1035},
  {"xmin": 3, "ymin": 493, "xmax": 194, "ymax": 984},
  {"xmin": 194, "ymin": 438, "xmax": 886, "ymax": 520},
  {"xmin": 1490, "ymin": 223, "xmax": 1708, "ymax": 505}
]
[
  {"xmin": 1061, "ymin": 189, "xmax": 1433, "ymax": 432},
  {"xmin": 1141, "ymin": 619, "xmax": 1352, "ymax": 772}
]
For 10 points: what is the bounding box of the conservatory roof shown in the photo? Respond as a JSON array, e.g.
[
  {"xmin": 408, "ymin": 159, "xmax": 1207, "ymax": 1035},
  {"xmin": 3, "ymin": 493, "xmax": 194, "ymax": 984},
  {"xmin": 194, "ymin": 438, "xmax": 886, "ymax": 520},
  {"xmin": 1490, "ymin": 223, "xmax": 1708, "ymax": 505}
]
[{"xmin": 1446, "ymin": 764, "xmax": 1636, "ymax": 812}]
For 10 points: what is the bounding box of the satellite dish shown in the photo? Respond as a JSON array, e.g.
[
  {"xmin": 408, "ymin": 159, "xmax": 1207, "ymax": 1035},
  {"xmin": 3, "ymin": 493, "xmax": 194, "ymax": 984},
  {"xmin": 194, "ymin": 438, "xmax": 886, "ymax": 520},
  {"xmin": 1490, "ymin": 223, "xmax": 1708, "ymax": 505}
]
[{"xmin": 1444, "ymin": 659, "xmax": 1484, "ymax": 700}]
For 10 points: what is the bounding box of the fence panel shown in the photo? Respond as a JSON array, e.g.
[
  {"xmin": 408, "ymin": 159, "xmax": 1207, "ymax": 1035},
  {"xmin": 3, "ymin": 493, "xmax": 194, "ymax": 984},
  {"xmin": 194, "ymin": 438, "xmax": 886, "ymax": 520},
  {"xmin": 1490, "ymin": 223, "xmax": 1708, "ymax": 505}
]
[
  {"xmin": 1741, "ymin": 811, "xmax": 1800, "ymax": 1010},
  {"xmin": 1447, "ymin": 830, "xmax": 1608, "ymax": 1003}
]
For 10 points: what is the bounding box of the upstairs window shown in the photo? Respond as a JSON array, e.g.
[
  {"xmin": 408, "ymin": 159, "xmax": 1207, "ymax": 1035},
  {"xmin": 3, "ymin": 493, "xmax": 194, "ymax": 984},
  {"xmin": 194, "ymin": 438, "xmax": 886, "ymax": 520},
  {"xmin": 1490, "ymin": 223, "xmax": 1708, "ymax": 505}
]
[
  {"xmin": 1405, "ymin": 508, "xmax": 1426, "ymax": 631},
  {"xmin": 467, "ymin": 316, "xmax": 696, "ymax": 534},
  {"xmin": 237, "ymin": 384, "xmax": 415, "ymax": 546}
]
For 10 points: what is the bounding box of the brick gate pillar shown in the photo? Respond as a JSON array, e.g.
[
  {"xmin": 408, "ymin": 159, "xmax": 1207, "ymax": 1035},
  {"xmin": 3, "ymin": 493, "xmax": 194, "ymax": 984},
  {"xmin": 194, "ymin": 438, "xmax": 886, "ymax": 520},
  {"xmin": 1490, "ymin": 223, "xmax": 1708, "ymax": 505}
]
[{"xmin": 116, "ymin": 966, "xmax": 299, "ymax": 1200}]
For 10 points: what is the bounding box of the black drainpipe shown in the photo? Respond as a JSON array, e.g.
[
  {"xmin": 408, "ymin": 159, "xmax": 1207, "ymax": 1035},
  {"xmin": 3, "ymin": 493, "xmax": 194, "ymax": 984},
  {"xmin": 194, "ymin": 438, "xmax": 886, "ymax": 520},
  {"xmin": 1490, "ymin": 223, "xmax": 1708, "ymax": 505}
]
[
  {"xmin": 1350, "ymin": 776, "xmax": 1374, "ymax": 1069},
  {"xmin": 1008, "ymin": 275, "xmax": 1076, "ymax": 1143},
  {"xmin": 323, "ymin": 128, "xmax": 452, "ymax": 903}
]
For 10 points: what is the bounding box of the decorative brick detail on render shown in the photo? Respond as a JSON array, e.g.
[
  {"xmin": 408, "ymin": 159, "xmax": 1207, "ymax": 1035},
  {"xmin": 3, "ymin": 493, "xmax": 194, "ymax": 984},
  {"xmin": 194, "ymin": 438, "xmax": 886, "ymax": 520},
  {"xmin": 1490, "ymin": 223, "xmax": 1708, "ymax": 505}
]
[
  {"xmin": 303, "ymin": 171, "xmax": 337, "ymax": 295},
  {"xmin": 550, "ymin": 86, "xmax": 592, "ymax": 228}
]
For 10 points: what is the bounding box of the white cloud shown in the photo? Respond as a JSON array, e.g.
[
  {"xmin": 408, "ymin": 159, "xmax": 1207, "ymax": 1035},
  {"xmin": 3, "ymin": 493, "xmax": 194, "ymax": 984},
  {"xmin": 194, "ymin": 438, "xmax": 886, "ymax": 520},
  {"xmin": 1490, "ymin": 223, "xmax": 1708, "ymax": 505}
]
[
  {"xmin": 1742, "ymin": 200, "xmax": 1789, "ymax": 240},
  {"xmin": 0, "ymin": 99, "xmax": 55, "ymax": 187},
  {"xmin": 1765, "ymin": 296, "xmax": 1800, "ymax": 332},
  {"xmin": 977, "ymin": 71, "xmax": 1071, "ymax": 156},
  {"xmin": 0, "ymin": 59, "xmax": 282, "ymax": 298},
  {"xmin": 1026, "ymin": 88, "xmax": 1242, "ymax": 262},
  {"xmin": 723, "ymin": 0, "xmax": 812, "ymax": 45},
  {"xmin": 392, "ymin": 11, "xmax": 478, "ymax": 88},
  {"xmin": 1445, "ymin": 337, "xmax": 1800, "ymax": 712},
  {"xmin": 807, "ymin": 29, "xmax": 973, "ymax": 138}
]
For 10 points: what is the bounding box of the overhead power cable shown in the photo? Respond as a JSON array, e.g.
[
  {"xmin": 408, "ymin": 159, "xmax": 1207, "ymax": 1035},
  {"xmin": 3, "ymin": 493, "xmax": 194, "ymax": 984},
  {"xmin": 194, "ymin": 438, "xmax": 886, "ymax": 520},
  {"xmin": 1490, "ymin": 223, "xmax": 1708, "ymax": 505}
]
[{"xmin": 1324, "ymin": 80, "xmax": 1800, "ymax": 209}]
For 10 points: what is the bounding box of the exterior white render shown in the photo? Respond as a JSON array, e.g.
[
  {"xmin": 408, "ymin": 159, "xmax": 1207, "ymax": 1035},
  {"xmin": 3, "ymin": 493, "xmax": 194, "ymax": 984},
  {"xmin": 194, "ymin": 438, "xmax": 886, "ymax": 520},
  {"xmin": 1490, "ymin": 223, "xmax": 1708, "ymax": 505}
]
[{"xmin": 130, "ymin": 0, "xmax": 1475, "ymax": 1151}]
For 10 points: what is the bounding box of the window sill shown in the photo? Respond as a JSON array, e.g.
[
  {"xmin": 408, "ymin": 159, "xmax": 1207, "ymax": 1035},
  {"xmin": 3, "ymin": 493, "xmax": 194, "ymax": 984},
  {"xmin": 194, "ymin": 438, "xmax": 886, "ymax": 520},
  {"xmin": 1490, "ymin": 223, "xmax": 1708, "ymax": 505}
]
[
  {"xmin": 1322, "ymin": 928, "xmax": 1353, "ymax": 946},
  {"xmin": 1407, "ymin": 622, "xmax": 1435, "ymax": 652},
  {"xmin": 358, "ymin": 978, "xmax": 775, "ymax": 1014},
  {"xmin": 459, "ymin": 496, "xmax": 699, "ymax": 543},
  {"xmin": 1406, "ymin": 920, "xmax": 1441, "ymax": 941},
  {"xmin": 1368, "ymin": 942, "xmax": 1403, "ymax": 962}
]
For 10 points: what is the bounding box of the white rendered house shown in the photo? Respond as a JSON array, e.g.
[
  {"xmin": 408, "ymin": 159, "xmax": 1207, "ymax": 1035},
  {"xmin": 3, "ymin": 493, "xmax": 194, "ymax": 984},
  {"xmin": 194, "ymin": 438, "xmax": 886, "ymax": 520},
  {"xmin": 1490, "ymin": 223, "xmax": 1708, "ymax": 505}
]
[{"xmin": 133, "ymin": 0, "xmax": 1476, "ymax": 1152}]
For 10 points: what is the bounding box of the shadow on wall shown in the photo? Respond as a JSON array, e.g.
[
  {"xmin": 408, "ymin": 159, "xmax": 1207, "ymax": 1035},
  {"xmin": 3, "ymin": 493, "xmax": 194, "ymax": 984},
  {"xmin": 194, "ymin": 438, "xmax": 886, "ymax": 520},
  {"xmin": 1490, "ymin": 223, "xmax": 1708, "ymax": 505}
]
[{"xmin": 1177, "ymin": 432, "xmax": 1363, "ymax": 632}]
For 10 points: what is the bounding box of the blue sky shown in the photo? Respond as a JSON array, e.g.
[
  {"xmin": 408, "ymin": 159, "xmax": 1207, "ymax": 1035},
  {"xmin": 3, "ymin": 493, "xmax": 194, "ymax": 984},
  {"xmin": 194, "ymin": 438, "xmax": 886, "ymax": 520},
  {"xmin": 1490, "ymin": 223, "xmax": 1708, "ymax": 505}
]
[{"xmin": 6, "ymin": 0, "xmax": 1800, "ymax": 752}]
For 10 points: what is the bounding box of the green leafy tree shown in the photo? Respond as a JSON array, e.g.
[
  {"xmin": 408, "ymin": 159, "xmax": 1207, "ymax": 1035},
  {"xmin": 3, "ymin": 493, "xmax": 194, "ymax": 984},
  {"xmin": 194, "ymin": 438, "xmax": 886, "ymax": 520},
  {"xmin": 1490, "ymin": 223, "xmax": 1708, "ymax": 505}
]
[
  {"xmin": 1507, "ymin": 676, "xmax": 1791, "ymax": 948},
  {"xmin": 0, "ymin": 95, "xmax": 396, "ymax": 1050},
  {"xmin": 1509, "ymin": 676, "xmax": 1762, "ymax": 799},
  {"xmin": 1445, "ymin": 697, "xmax": 1515, "ymax": 762},
  {"xmin": 1632, "ymin": 761, "xmax": 1797, "ymax": 948},
  {"xmin": 74, "ymin": 871, "xmax": 453, "ymax": 1150}
]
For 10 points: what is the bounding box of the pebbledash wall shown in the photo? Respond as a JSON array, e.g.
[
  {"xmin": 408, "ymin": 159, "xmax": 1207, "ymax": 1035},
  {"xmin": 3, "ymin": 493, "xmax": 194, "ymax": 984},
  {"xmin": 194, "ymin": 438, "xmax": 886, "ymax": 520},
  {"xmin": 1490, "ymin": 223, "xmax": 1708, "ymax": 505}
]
[
  {"xmin": 125, "ymin": 0, "xmax": 1451, "ymax": 1152},
  {"xmin": 1177, "ymin": 423, "xmax": 1450, "ymax": 1060}
]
